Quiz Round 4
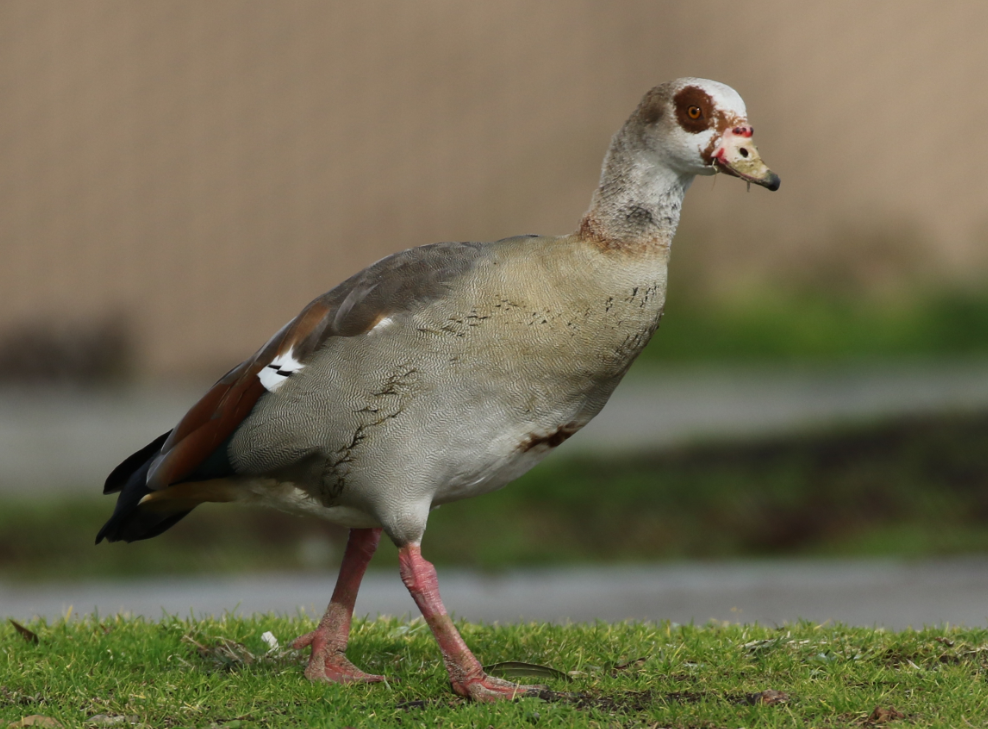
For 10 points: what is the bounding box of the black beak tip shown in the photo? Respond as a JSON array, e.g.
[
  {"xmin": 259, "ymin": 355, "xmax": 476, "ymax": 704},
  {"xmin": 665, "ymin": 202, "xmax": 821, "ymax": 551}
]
[{"xmin": 764, "ymin": 172, "xmax": 781, "ymax": 192}]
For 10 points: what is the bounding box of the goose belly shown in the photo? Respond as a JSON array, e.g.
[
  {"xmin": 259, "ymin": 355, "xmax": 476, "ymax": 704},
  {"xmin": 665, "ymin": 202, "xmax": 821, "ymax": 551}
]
[{"xmin": 430, "ymin": 429, "xmax": 561, "ymax": 506}]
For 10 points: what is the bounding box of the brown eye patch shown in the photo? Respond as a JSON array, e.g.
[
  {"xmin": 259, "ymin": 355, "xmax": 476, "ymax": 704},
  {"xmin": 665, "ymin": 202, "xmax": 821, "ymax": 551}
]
[{"xmin": 674, "ymin": 86, "xmax": 714, "ymax": 133}]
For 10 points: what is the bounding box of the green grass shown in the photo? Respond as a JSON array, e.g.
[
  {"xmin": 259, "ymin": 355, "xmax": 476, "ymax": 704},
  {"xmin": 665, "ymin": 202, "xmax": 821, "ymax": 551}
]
[
  {"xmin": 3, "ymin": 615, "xmax": 988, "ymax": 727},
  {"xmin": 2, "ymin": 411, "xmax": 987, "ymax": 582},
  {"xmin": 637, "ymin": 289, "xmax": 988, "ymax": 363}
]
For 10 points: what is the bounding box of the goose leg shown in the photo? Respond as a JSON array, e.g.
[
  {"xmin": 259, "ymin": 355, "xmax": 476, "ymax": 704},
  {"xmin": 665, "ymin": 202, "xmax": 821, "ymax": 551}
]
[
  {"xmin": 294, "ymin": 527, "xmax": 385, "ymax": 683},
  {"xmin": 398, "ymin": 543, "xmax": 542, "ymax": 701}
]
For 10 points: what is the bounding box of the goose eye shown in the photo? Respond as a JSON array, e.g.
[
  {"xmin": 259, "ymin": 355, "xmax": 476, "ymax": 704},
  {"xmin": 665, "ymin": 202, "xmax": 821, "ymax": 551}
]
[{"xmin": 688, "ymin": 106, "xmax": 702, "ymax": 120}]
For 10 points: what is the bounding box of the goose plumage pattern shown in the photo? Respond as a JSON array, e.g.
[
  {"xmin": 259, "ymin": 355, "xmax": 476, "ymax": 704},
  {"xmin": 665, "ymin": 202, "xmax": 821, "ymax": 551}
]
[{"xmin": 98, "ymin": 77, "xmax": 779, "ymax": 701}]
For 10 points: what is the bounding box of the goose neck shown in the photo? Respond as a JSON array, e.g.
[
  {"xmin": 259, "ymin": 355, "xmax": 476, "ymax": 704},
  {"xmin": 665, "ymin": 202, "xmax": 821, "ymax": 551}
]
[{"xmin": 579, "ymin": 136, "xmax": 692, "ymax": 254}]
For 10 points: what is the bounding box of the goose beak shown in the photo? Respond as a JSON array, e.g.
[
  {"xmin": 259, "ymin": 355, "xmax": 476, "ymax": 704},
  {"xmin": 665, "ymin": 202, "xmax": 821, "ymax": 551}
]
[{"xmin": 711, "ymin": 125, "xmax": 780, "ymax": 191}]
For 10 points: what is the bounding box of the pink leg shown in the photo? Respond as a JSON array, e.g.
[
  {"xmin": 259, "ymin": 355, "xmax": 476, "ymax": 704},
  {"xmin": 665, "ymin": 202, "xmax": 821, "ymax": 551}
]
[
  {"xmin": 293, "ymin": 527, "xmax": 385, "ymax": 683},
  {"xmin": 399, "ymin": 543, "xmax": 543, "ymax": 701}
]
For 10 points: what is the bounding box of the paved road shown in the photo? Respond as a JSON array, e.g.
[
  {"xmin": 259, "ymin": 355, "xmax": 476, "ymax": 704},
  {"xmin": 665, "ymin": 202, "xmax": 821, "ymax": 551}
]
[
  {"xmin": 5, "ymin": 558, "xmax": 988, "ymax": 630},
  {"xmin": 3, "ymin": 359, "xmax": 988, "ymax": 493},
  {"xmin": 580, "ymin": 358, "xmax": 988, "ymax": 450}
]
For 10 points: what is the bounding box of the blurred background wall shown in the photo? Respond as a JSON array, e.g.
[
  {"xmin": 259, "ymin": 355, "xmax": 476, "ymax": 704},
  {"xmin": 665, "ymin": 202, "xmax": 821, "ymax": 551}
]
[{"xmin": 1, "ymin": 1, "xmax": 985, "ymax": 379}]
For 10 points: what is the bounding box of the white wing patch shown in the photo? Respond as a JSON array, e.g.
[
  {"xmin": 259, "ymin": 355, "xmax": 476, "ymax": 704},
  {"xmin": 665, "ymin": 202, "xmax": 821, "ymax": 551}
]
[
  {"xmin": 258, "ymin": 348, "xmax": 305, "ymax": 392},
  {"xmin": 367, "ymin": 316, "xmax": 394, "ymax": 335}
]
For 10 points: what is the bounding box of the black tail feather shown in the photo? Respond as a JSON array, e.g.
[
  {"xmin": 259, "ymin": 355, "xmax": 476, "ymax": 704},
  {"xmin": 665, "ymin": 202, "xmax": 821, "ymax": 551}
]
[
  {"xmin": 103, "ymin": 431, "xmax": 171, "ymax": 494},
  {"xmin": 97, "ymin": 435, "xmax": 193, "ymax": 544}
]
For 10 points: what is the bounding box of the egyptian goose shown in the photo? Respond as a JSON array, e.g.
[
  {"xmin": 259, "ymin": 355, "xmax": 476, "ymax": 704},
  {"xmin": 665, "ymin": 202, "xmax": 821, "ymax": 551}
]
[{"xmin": 98, "ymin": 78, "xmax": 778, "ymax": 701}]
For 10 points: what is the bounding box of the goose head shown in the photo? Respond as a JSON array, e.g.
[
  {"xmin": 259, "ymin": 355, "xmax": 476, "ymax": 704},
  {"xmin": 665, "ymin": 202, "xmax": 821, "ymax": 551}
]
[{"xmin": 633, "ymin": 77, "xmax": 780, "ymax": 191}]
